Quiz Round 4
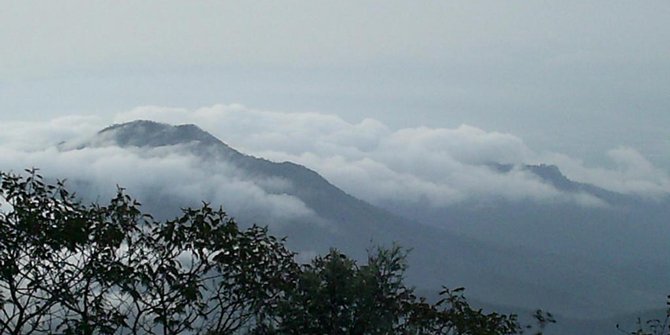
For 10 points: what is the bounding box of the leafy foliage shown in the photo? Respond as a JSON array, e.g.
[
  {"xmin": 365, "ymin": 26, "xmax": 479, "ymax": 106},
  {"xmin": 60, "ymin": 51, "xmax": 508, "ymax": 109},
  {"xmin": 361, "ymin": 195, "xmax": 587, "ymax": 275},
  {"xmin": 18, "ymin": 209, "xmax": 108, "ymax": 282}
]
[
  {"xmin": 0, "ymin": 169, "xmax": 295, "ymax": 334},
  {"xmin": 255, "ymin": 246, "xmax": 552, "ymax": 335},
  {"xmin": 616, "ymin": 296, "xmax": 670, "ymax": 335},
  {"xmin": 262, "ymin": 246, "xmax": 413, "ymax": 334},
  {"xmin": 0, "ymin": 169, "xmax": 551, "ymax": 334}
]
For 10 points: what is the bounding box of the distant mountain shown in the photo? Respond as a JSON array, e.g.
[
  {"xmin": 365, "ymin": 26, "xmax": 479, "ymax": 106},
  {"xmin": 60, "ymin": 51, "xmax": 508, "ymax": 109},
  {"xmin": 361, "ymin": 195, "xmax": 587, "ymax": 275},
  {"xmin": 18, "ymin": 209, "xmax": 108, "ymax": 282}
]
[
  {"xmin": 59, "ymin": 120, "xmax": 670, "ymax": 332},
  {"xmin": 489, "ymin": 162, "xmax": 629, "ymax": 204},
  {"xmin": 389, "ymin": 159, "xmax": 670, "ymax": 262}
]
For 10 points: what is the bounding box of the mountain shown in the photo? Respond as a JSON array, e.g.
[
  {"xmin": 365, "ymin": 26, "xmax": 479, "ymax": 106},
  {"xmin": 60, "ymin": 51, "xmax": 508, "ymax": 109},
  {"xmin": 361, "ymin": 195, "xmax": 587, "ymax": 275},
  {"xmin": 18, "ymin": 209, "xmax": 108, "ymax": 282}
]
[
  {"xmin": 489, "ymin": 162, "xmax": 629, "ymax": 204},
  {"xmin": 59, "ymin": 120, "xmax": 670, "ymax": 331},
  {"xmin": 395, "ymin": 161, "xmax": 670, "ymax": 262}
]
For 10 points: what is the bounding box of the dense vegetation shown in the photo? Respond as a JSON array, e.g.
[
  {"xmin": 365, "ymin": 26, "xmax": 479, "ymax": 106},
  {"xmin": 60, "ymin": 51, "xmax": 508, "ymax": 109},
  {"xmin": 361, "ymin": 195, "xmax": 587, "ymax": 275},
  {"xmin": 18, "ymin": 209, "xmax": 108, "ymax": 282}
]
[{"xmin": 0, "ymin": 168, "xmax": 596, "ymax": 335}]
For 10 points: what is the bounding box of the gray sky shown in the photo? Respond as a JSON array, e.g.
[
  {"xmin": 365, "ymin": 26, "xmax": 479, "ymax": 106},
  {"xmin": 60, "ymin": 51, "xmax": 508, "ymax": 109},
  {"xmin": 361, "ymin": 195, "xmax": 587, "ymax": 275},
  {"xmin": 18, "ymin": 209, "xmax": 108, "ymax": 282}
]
[{"xmin": 1, "ymin": 1, "xmax": 669, "ymax": 169}]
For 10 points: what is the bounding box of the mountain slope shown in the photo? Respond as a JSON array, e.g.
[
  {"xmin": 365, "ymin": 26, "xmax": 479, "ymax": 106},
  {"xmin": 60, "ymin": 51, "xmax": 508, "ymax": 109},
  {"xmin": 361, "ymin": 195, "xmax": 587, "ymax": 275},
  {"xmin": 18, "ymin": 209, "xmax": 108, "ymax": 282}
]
[{"xmin": 63, "ymin": 120, "xmax": 669, "ymax": 323}]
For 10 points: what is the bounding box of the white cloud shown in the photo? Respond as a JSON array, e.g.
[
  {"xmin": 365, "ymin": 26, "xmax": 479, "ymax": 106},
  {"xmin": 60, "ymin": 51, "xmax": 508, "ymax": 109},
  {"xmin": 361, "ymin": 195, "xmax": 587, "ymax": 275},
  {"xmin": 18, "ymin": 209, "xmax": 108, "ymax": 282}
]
[
  {"xmin": 0, "ymin": 116, "xmax": 105, "ymax": 151},
  {"xmin": 542, "ymin": 148, "xmax": 670, "ymax": 198},
  {"xmin": 0, "ymin": 141, "xmax": 321, "ymax": 227},
  {"xmin": 1, "ymin": 104, "xmax": 667, "ymax": 223},
  {"xmin": 113, "ymin": 104, "xmax": 670, "ymax": 205}
]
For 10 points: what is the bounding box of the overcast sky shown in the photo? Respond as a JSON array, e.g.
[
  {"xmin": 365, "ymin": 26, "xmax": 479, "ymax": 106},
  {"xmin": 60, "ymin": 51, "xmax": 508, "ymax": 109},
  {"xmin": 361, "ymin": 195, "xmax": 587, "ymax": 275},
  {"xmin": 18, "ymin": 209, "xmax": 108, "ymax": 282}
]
[{"xmin": 1, "ymin": 1, "xmax": 668, "ymax": 169}]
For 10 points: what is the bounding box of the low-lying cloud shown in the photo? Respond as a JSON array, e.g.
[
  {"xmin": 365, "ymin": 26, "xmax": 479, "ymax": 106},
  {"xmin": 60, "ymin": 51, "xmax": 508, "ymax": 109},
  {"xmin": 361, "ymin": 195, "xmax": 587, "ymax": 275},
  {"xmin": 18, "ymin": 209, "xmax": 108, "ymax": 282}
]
[
  {"xmin": 116, "ymin": 104, "xmax": 670, "ymax": 204},
  {"xmin": 0, "ymin": 140, "xmax": 320, "ymax": 226},
  {"xmin": 1, "ymin": 104, "xmax": 668, "ymax": 222}
]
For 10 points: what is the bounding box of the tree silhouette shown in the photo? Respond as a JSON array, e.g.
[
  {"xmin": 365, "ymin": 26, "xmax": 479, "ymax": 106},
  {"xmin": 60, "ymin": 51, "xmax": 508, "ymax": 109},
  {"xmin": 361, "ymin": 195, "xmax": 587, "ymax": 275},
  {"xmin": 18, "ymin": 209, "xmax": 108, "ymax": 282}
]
[
  {"xmin": 1, "ymin": 169, "xmax": 552, "ymax": 334},
  {"xmin": 616, "ymin": 296, "xmax": 670, "ymax": 335},
  {"xmin": 0, "ymin": 170, "xmax": 295, "ymax": 334}
]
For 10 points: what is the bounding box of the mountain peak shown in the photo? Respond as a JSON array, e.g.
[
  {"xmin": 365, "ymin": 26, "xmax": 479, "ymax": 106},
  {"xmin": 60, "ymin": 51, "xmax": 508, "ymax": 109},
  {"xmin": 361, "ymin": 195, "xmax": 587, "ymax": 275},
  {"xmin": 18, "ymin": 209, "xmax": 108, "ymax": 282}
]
[
  {"xmin": 97, "ymin": 120, "xmax": 223, "ymax": 148},
  {"xmin": 100, "ymin": 119, "xmax": 169, "ymax": 133},
  {"xmin": 525, "ymin": 164, "xmax": 577, "ymax": 192},
  {"xmin": 486, "ymin": 162, "xmax": 576, "ymax": 191}
]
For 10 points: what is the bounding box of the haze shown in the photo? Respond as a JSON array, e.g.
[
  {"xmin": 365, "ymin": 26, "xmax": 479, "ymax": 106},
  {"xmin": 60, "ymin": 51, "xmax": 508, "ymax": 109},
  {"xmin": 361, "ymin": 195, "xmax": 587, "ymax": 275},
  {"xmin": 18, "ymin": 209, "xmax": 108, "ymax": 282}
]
[{"xmin": 1, "ymin": 1, "xmax": 669, "ymax": 170}]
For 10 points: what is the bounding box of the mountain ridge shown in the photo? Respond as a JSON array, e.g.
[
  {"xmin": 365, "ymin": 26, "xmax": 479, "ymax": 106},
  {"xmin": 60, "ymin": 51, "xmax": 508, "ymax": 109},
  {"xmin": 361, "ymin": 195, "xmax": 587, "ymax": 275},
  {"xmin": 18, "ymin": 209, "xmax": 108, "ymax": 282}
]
[
  {"xmin": 57, "ymin": 119, "xmax": 670, "ymax": 327},
  {"xmin": 105, "ymin": 120, "xmax": 620, "ymax": 203}
]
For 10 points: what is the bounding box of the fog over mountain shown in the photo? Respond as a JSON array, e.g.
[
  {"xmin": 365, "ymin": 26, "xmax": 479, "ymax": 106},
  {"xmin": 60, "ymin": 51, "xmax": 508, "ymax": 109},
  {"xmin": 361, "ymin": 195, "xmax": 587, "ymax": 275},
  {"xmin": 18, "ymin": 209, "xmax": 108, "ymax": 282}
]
[
  {"xmin": 2, "ymin": 106, "xmax": 668, "ymax": 216},
  {"xmin": 116, "ymin": 105, "xmax": 670, "ymax": 202},
  {"xmin": 3, "ymin": 2, "xmax": 669, "ymax": 172},
  {"xmin": 3, "ymin": 3, "xmax": 669, "ymax": 334},
  {"xmin": 1, "ymin": 115, "xmax": 669, "ymax": 335}
]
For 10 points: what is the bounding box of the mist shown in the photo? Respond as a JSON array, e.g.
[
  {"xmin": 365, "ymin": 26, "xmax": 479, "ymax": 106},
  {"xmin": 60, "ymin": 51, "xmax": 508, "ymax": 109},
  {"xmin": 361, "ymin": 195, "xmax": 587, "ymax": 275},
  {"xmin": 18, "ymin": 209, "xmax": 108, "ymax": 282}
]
[{"xmin": 0, "ymin": 106, "xmax": 667, "ymax": 218}]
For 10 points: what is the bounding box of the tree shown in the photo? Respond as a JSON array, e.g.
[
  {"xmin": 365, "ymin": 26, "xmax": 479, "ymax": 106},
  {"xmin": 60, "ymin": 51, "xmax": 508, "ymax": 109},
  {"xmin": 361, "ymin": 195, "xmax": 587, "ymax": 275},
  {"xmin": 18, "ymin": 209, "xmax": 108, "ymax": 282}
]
[
  {"xmin": 264, "ymin": 246, "xmax": 412, "ymax": 334},
  {"xmin": 1, "ymin": 169, "xmax": 551, "ymax": 334},
  {"xmin": 0, "ymin": 169, "xmax": 136, "ymax": 334},
  {"xmin": 616, "ymin": 296, "xmax": 670, "ymax": 335},
  {"xmin": 261, "ymin": 246, "xmax": 546, "ymax": 335},
  {"xmin": 0, "ymin": 169, "xmax": 296, "ymax": 334}
]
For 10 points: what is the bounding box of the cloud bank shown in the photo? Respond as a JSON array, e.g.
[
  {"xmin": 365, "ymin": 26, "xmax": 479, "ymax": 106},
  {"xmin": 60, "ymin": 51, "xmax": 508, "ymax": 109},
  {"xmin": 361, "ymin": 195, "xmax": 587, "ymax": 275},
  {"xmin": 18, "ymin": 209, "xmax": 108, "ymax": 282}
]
[
  {"xmin": 115, "ymin": 104, "xmax": 670, "ymax": 204},
  {"xmin": 0, "ymin": 137, "xmax": 320, "ymax": 226},
  {"xmin": 1, "ymin": 104, "xmax": 668, "ymax": 222}
]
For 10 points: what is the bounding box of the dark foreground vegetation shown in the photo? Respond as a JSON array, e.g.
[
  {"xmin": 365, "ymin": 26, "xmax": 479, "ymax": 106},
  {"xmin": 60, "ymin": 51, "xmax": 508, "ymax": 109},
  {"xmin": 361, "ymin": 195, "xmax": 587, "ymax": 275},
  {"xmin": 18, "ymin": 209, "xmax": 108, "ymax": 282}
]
[{"xmin": 0, "ymin": 169, "xmax": 664, "ymax": 334}]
